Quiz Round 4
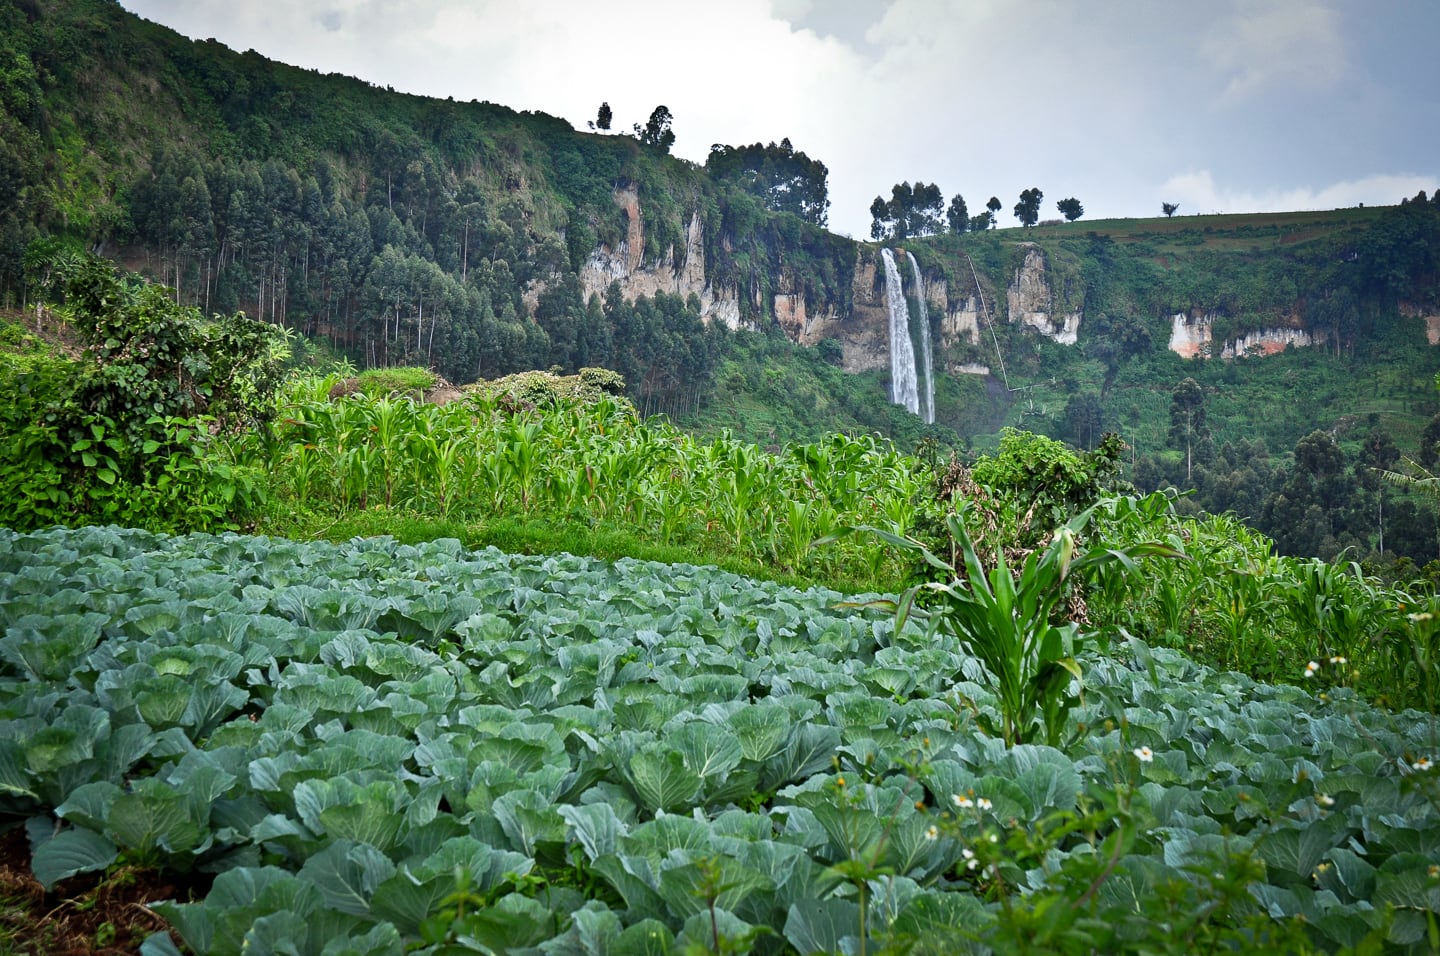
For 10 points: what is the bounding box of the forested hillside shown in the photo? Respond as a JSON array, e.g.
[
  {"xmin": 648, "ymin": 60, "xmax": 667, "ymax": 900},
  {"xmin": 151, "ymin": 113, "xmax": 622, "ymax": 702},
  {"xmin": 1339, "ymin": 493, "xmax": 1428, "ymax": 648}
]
[
  {"xmin": 1, "ymin": 0, "xmax": 1439, "ymax": 567},
  {"xmin": 0, "ymin": 0, "xmax": 856, "ymax": 416}
]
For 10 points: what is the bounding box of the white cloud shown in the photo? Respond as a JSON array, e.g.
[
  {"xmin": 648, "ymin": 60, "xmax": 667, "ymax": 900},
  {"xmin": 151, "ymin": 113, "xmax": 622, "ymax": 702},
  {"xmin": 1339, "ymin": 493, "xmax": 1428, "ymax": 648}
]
[{"xmin": 1202, "ymin": 1, "xmax": 1347, "ymax": 104}]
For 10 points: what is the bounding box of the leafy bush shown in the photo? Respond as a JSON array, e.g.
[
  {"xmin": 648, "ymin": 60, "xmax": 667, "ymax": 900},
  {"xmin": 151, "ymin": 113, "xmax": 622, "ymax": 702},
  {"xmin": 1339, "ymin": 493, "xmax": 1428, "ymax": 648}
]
[
  {"xmin": 0, "ymin": 252, "xmax": 289, "ymax": 532},
  {"xmin": 865, "ymin": 496, "xmax": 1184, "ymax": 746},
  {"xmin": 468, "ymin": 367, "xmax": 630, "ymax": 409},
  {"xmin": 350, "ymin": 366, "xmax": 437, "ymax": 398}
]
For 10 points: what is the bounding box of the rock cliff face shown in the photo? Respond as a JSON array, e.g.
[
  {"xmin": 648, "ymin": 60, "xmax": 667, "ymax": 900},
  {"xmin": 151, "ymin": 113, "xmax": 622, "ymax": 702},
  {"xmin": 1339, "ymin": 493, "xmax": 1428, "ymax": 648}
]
[
  {"xmin": 576, "ymin": 188, "xmax": 742, "ymax": 329},
  {"xmin": 1400, "ymin": 304, "xmax": 1440, "ymax": 345},
  {"xmin": 566, "ymin": 190, "xmax": 1357, "ymax": 381},
  {"xmin": 564, "ymin": 192, "xmax": 1094, "ymax": 382},
  {"xmin": 941, "ymin": 299, "xmax": 982, "ymax": 348},
  {"xmin": 1168, "ymin": 312, "xmax": 1210, "ymax": 358},
  {"xmin": 1223, "ymin": 328, "xmax": 1319, "ymax": 358},
  {"xmin": 828, "ymin": 257, "xmax": 891, "ymax": 373},
  {"xmin": 816, "ymin": 254, "xmax": 987, "ymax": 375},
  {"xmin": 1168, "ymin": 312, "xmax": 1324, "ymax": 359},
  {"xmin": 1007, "ymin": 246, "xmax": 1081, "ymax": 345}
]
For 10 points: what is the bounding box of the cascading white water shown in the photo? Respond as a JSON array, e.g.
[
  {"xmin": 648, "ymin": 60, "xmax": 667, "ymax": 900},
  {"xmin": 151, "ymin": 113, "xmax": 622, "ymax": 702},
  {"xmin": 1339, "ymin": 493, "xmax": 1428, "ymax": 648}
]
[
  {"xmin": 881, "ymin": 249, "xmax": 920, "ymax": 416},
  {"xmin": 906, "ymin": 250, "xmax": 935, "ymax": 425}
]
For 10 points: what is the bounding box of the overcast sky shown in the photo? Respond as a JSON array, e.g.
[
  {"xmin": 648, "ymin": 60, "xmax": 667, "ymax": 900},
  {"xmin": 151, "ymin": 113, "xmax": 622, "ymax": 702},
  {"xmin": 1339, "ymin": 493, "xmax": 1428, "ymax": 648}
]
[{"xmin": 119, "ymin": 0, "xmax": 1439, "ymax": 238}]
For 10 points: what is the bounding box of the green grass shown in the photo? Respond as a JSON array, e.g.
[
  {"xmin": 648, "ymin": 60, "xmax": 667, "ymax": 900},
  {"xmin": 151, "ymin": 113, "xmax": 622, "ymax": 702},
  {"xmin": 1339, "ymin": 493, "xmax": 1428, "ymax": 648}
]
[
  {"xmin": 352, "ymin": 366, "xmax": 438, "ymax": 397},
  {"xmin": 257, "ymin": 507, "xmax": 883, "ymax": 596},
  {"xmin": 1014, "ymin": 206, "xmax": 1385, "ymax": 253}
]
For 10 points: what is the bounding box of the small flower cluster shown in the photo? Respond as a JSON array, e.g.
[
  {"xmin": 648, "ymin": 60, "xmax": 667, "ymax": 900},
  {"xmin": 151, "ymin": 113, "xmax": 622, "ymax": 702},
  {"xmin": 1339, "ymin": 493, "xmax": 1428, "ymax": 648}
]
[
  {"xmin": 1303, "ymin": 656, "xmax": 1348, "ymax": 679},
  {"xmin": 958, "ymin": 832, "xmax": 1000, "ymax": 871},
  {"xmin": 951, "ymin": 791, "xmax": 993, "ymax": 811}
]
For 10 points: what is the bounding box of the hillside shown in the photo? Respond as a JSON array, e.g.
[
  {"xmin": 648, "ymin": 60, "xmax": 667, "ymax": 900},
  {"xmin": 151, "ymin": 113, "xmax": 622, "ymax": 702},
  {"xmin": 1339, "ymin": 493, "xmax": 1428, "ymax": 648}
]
[{"xmin": 1, "ymin": 0, "xmax": 1439, "ymax": 564}]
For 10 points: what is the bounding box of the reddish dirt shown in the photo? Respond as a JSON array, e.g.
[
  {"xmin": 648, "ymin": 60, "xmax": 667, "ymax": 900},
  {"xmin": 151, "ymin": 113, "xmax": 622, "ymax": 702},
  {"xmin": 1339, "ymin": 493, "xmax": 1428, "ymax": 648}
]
[{"xmin": 0, "ymin": 827, "xmax": 192, "ymax": 955}]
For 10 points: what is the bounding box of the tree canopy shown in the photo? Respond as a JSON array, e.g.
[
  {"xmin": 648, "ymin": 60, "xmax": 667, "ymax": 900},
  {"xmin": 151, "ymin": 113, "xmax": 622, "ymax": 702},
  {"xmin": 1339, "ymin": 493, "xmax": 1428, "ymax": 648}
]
[
  {"xmin": 947, "ymin": 194, "xmax": 969, "ymax": 234},
  {"xmin": 1057, "ymin": 197, "xmax": 1083, "ymax": 222},
  {"xmin": 869, "ymin": 181, "xmax": 944, "ymax": 240},
  {"xmin": 1014, "ymin": 188, "xmax": 1044, "ymax": 228},
  {"xmin": 706, "ymin": 138, "xmax": 830, "ymax": 226},
  {"xmin": 634, "ymin": 106, "xmax": 675, "ymax": 153}
]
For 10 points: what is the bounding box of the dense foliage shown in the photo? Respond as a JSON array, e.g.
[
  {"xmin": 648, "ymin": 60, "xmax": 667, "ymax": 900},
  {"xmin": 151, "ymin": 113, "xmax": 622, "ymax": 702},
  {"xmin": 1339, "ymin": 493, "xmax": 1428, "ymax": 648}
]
[
  {"xmin": 2, "ymin": 0, "xmax": 1439, "ymax": 570},
  {"xmin": 907, "ymin": 201, "xmax": 1440, "ymax": 569},
  {"xmin": 705, "ymin": 139, "xmax": 830, "ymax": 227},
  {"xmin": 0, "ymin": 0, "xmax": 858, "ymax": 411},
  {"xmin": 0, "ymin": 253, "xmax": 288, "ymax": 532},
  {"xmin": 232, "ymin": 374, "xmax": 928, "ymax": 585},
  {"xmin": 869, "ymin": 182, "xmax": 944, "ymax": 241}
]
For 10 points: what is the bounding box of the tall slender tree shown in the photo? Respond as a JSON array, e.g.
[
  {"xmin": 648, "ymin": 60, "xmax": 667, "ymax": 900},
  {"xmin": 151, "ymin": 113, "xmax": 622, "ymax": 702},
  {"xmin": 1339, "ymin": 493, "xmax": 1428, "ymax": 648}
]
[
  {"xmin": 1169, "ymin": 377, "xmax": 1207, "ymax": 481},
  {"xmin": 947, "ymin": 193, "xmax": 969, "ymax": 234}
]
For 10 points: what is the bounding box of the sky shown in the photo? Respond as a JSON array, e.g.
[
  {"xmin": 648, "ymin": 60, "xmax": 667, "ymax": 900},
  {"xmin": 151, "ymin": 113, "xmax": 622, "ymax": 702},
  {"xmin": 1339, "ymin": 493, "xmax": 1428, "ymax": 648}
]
[{"xmin": 118, "ymin": 0, "xmax": 1440, "ymax": 239}]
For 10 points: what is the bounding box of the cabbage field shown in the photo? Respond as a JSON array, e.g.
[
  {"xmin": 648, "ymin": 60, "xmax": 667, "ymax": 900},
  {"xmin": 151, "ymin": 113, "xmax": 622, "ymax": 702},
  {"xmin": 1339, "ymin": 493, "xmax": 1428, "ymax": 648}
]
[{"xmin": 4, "ymin": 525, "xmax": 1440, "ymax": 954}]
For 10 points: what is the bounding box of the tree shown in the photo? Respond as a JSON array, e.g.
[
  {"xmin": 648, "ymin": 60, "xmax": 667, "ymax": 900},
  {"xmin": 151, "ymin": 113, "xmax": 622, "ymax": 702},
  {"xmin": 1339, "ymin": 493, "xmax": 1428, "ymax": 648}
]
[
  {"xmin": 868, "ymin": 180, "xmax": 944, "ymax": 240},
  {"xmin": 1062, "ymin": 392, "xmax": 1105, "ymax": 449},
  {"xmin": 1357, "ymin": 424, "xmax": 1400, "ymax": 555},
  {"xmin": 1262, "ymin": 430, "xmax": 1352, "ymax": 558},
  {"xmin": 907, "ymin": 181, "xmax": 944, "ymax": 237},
  {"xmin": 1056, "ymin": 197, "xmax": 1083, "ymax": 222},
  {"xmin": 986, "ymin": 197, "xmax": 1002, "ymax": 222},
  {"xmin": 869, "ymin": 196, "xmax": 890, "ymax": 241},
  {"xmin": 706, "ymin": 139, "xmax": 830, "ymax": 226},
  {"xmin": 1421, "ymin": 412, "xmax": 1440, "ymax": 469},
  {"xmin": 634, "ymin": 106, "xmax": 675, "ymax": 153},
  {"xmin": 1168, "ymin": 376, "xmax": 1207, "ymax": 482},
  {"xmin": 593, "ymin": 102, "xmax": 612, "ymax": 131},
  {"xmin": 970, "ymin": 211, "xmax": 994, "ymax": 232},
  {"xmin": 1162, "ymin": 202, "xmax": 1179, "ymax": 218},
  {"xmin": 1014, "ymin": 188, "xmax": 1043, "ymax": 227},
  {"xmin": 947, "ymin": 193, "xmax": 969, "ymax": 234}
]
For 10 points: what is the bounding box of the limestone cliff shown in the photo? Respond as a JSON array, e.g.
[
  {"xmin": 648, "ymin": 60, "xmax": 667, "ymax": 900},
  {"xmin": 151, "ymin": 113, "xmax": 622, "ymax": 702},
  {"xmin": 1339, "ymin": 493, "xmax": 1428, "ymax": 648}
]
[
  {"xmin": 560, "ymin": 188, "xmax": 1383, "ymax": 389},
  {"xmin": 560, "ymin": 190, "xmax": 1092, "ymax": 382},
  {"xmin": 813, "ymin": 252, "xmax": 983, "ymax": 375},
  {"xmin": 575, "ymin": 187, "xmax": 742, "ymax": 329},
  {"xmin": 1168, "ymin": 311, "xmax": 1325, "ymax": 359},
  {"xmin": 1006, "ymin": 246, "xmax": 1081, "ymax": 345},
  {"xmin": 815, "ymin": 255, "xmax": 890, "ymax": 373},
  {"xmin": 1400, "ymin": 304, "xmax": 1440, "ymax": 345}
]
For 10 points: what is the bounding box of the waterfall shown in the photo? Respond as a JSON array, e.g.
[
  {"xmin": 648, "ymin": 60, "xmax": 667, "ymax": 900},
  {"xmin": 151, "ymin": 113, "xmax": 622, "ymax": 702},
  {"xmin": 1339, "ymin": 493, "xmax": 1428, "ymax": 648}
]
[
  {"xmin": 906, "ymin": 250, "xmax": 935, "ymax": 425},
  {"xmin": 881, "ymin": 249, "xmax": 919, "ymax": 416}
]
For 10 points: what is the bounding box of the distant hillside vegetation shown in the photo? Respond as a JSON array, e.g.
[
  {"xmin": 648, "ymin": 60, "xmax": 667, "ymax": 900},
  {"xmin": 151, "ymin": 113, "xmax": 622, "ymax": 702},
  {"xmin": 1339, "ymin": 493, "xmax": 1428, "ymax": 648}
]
[{"xmin": 2, "ymin": 0, "xmax": 1439, "ymax": 566}]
